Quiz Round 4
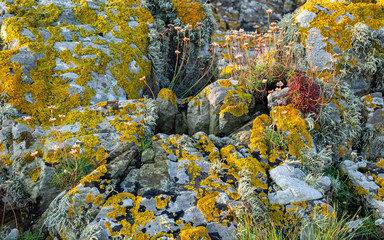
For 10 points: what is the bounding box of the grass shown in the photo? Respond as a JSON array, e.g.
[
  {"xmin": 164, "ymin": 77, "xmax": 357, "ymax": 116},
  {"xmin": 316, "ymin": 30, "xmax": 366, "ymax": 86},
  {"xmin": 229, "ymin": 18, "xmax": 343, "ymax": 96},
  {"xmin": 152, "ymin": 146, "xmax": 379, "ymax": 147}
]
[{"xmin": 235, "ymin": 204, "xmax": 366, "ymax": 240}]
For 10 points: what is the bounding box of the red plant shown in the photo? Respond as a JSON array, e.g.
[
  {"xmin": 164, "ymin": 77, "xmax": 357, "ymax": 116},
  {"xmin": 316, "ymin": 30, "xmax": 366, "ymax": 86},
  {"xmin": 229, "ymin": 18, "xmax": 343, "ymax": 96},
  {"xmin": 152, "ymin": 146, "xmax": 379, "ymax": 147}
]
[{"xmin": 287, "ymin": 70, "xmax": 321, "ymax": 114}]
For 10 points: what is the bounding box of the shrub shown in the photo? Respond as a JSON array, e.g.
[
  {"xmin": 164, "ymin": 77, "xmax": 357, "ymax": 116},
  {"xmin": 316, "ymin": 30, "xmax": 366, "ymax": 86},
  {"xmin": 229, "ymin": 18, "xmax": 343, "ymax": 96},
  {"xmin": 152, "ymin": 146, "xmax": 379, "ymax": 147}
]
[{"xmin": 287, "ymin": 70, "xmax": 321, "ymax": 114}]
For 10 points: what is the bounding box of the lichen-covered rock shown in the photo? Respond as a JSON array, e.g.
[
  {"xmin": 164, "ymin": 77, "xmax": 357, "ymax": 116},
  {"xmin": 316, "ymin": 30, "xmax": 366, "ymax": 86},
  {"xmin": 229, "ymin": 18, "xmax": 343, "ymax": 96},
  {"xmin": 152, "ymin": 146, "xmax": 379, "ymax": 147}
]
[
  {"xmin": 157, "ymin": 88, "xmax": 177, "ymax": 134},
  {"xmin": 0, "ymin": 98, "xmax": 155, "ymax": 232},
  {"xmin": 211, "ymin": 0, "xmax": 302, "ymax": 32},
  {"xmin": 0, "ymin": 0, "xmax": 156, "ymax": 124},
  {"xmin": 71, "ymin": 132, "xmax": 267, "ymax": 239},
  {"xmin": 293, "ymin": 0, "xmax": 384, "ymax": 93},
  {"xmin": 187, "ymin": 79, "xmax": 255, "ymax": 136},
  {"xmin": 340, "ymin": 160, "xmax": 384, "ymax": 217}
]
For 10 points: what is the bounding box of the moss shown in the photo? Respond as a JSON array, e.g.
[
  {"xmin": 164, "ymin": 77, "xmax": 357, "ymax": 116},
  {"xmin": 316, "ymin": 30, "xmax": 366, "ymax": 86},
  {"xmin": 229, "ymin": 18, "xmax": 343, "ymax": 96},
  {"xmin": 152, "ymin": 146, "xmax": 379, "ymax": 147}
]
[{"xmin": 157, "ymin": 88, "xmax": 177, "ymax": 107}]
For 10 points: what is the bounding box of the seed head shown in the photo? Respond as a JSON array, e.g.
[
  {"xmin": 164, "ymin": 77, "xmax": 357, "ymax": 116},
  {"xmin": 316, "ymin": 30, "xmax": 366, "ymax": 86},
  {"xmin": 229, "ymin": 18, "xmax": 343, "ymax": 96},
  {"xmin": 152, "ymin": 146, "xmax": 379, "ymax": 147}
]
[
  {"xmin": 48, "ymin": 105, "xmax": 56, "ymax": 110},
  {"xmin": 175, "ymin": 50, "xmax": 181, "ymax": 55},
  {"xmin": 31, "ymin": 151, "xmax": 38, "ymax": 157},
  {"xmin": 174, "ymin": 27, "xmax": 181, "ymax": 31},
  {"xmin": 266, "ymin": 9, "xmax": 272, "ymax": 14}
]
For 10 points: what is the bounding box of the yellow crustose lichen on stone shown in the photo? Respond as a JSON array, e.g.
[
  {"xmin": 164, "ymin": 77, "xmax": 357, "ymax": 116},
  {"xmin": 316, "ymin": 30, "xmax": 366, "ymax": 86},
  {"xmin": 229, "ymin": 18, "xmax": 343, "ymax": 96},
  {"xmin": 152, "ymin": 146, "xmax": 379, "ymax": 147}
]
[
  {"xmin": 297, "ymin": 0, "xmax": 384, "ymax": 71},
  {"xmin": 0, "ymin": 0, "xmax": 154, "ymax": 124}
]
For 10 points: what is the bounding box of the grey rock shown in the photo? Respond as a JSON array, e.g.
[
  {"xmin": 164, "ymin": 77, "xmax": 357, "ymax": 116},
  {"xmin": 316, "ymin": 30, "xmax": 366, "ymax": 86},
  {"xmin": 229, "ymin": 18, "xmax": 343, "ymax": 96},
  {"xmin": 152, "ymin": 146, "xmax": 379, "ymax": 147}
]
[{"xmin": 269, "ymin": 164, "xmax": 323, "ymax": 205}]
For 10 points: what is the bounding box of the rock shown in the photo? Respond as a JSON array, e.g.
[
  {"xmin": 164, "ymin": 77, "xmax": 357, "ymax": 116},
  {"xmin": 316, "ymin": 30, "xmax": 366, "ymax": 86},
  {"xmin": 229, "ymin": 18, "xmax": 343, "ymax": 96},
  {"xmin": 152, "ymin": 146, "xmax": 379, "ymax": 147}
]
[
  {"xmin": 141, "ymin": 148, "xmax": 155, "ymax": 164},
  {"xmin": 4, "ymin": 228, "xmax": 19, "ymax": 240},
  {"xmin": 340, "ymin": 160, "xmax": 380, "ymax": 192},
  {"xmin": 211, "ymin": 0, "xmax": 300, "ymax": 32},
  {"xmin": 269, "ymin": 164, "xmax": 323, "ymax": 205},
  {"xmin": 156, "ymin": 88, "xmax": 178, "ymax": 134},
  {"xmin": 375, "ymin": 218, "xmax": 384, "ymax": 237},
  {"xmin": 267, "ymin": 87, "xmax": 290, "ymax": 110},
  {"xmin": 187, "ymin": 79, "xmax": 255, "ymax": 136},
  {"xmin": 293, "ymin": 0, "xmax": 384, "ymax": 94},
  {"xmin": 83, "ymin": 133, "xmax": 268, "ymax": 239}
]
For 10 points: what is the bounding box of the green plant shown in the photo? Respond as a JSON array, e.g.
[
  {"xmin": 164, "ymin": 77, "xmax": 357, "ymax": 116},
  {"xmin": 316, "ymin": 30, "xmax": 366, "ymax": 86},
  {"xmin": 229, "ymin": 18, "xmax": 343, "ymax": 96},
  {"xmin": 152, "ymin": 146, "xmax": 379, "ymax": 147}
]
[
  {"xmin": 234, "ymin": 202, "xmax": 364, "ymax": 240},
  {"xmin": 139, "ymin": 138, "xmax": 153, "ymax": 153},
  {"xmin": 50, "ymin": 155, "xmax": 95, "ymax": 190},
  {"xmin": 20, "ymin": 230, "xmax": 43, "ymax": 240}
]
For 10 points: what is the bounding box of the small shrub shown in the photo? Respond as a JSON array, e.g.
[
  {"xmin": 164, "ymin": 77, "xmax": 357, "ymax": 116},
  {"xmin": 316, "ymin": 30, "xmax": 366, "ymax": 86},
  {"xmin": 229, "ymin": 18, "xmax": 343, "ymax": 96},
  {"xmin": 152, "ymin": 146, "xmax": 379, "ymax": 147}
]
[{"xmin": 287, "ymin": 70, "xmax": 321, "ymax": 114}]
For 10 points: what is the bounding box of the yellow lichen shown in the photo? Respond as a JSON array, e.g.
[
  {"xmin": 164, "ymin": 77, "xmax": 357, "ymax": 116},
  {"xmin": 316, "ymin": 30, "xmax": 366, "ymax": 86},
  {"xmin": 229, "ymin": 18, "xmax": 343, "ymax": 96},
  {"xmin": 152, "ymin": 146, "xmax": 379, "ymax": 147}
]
[
  {"xmin": 179, "ymin": 226, "xmax": 211, "ymax": 240},
  {"xmin": 155, "ymin": 194, "xmax": 171, "ymax": 209},
  {"xmin": 158, "ymin": 88, "xmax": 177, "ymax": 107}
]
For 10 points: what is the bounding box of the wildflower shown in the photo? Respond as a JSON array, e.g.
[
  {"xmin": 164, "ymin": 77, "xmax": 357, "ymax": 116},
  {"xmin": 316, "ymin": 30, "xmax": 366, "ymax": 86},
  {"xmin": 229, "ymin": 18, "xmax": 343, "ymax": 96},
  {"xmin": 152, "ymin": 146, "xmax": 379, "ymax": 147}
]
[
  {"xmin": 239, "ymin": 29, "xmax": 244, "ymax": 34},
  {"xmin": 174, "ymin": 27, "xmax": 181, "ymax": 31},
  {"xmin": 196, "ymin": 22, "xmax": 203, "ymax": 27},
  {"xmin": 276, "ymin": 81, "xmax": 284, "ymax": 87},
  {"xmin": 321, "ymin": 77, "xmax": 328, "ymax": 83},
  {"xmin": 327, "ymin": 145, "xmax": 333, "ymax": 149},
  {"xmin": 31, "ymin": 151, "xmax": 38, "ymax": 157},
  {"xmin": 310, "ymin": 41, "xmax": 315, "ymax": 45},
  {"xmin": 64, "ymin": 169, "xmax": 71, "ymax": 174},
  {"xmin": 180, "ymin": 29, "xmax": 185, "ymax": 33},
  {"xmin": 323, "ymin": 67, "xmax": 330, "ymax": 71},
  {"xmin": 59, "ymin": 114, "xmax": 65, "ymax": 118},
  {"xmin": 168, "ymin": 24, "xmax": 174, "ymax": 28},
  {"xmin": 183, "ymin": 37, "xmax": 189, "ymax": 42},
  {"xmin": 313, "ymin": 66, "xmax": 318, "ymax": 72},
  {"xmin": 5, "ymin": 180, "xmax": 12, "ymax": 185},
  {"xmin": 70, "ymin": 149, "xmax": 77, "ymax": 155},
  {"xmin": 185, "ymin": 24, "xmax": 192, "ymax": 29},
  {"xmin": 281, "ymin": 111, "xmax": 287, "ymax": 115},
  {"xmin": 291, "ymin": 23, "xmax": 296, "ymax": 27},
  {"xmin": 351, "ymin": 152, "xmax": 357, "ymax": 156},
  {"xmin": 294, "ymin": 32, "xmax": 300, "ymax": 36},
  {"xmin": 270, "ymin": 22, "xmax": 276, "ymax": 27},
  {"xmin": 57, "ymin": 129, "xmax": 63, "ymax": 133},
  {"xmin": 254, "ymin": 25, "xmax": 259, "ymax": 29},
  {"xmin": 322, "ymin": 37, "xmax": 328, "ymax": 42},
  {"xmin": 268, "ymin": 90, "xmax": 274, "ymax": 94},
  {"xmin": 159, "ymin": 33, "xmax": 164, "ymax": 38},
  {"xmin": 332, "ymin": 53, "xmax": 339, "ymax": 58},
  {"xmin": 48, "ymin": 105, "xmax": 56, "ymax": 110},
  {"xmin": 262, "ymin": 79, "xmax": 268, "ymax": 84},
  {"xmin": 330, "ymin": 58, "xmax": 336, "ymax": 63},
  {"xmin": 49, "ymin": 118, "xmax": 56, "ymax": 122},
  {"xmin": 175, "ymin": 50, "xmax": 181, "ymax": 55},
  {"xmin": 234, "ymin": 54, "xmax": 242, "ymax": 60},
  {"xmin": 274, "ymin": 119, "xmax": 278, "ymax": 123},
  {"xmin": 210, "ymin": 42, "xmax": 219, "ymax": 48},
  {"xmin": 225, "ymin": 35, "xmax": 231, "ymax": 42},
  {"xmin": 243, "ymin": 43, "xmax": 249, "ymax": 48},
  {"xmin": 72, "ymin": 143, "xmax": 80, "ymax": 149},
  {"xmin": 140, "ymin": 76, "xmax": 146, "ymax": 81},
  {"xmin": 124, "ymin": 122, "xmax": 131, "ymax": 126},
  {"xmin": 52, "ymin": 145, "xmax": 59, "ymax": 152},
  {"xmin": 266, "ymin": 9, "xmax": 272, "ymax": 14},
  {"xmin": 340, "ymin": 69, "xmax": 346, "ymax": 74},
  {"xmin": 24, "ymin": 116, "xmax": 32, "ymax": 122}
]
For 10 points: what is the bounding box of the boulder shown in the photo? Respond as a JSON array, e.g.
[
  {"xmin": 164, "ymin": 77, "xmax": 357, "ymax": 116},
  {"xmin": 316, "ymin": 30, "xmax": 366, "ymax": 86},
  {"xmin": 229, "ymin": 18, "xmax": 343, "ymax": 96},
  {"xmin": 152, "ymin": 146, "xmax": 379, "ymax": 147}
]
[{"xmin": 187, "ymin": 79, "xmax": 255, "ymax": 136}]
